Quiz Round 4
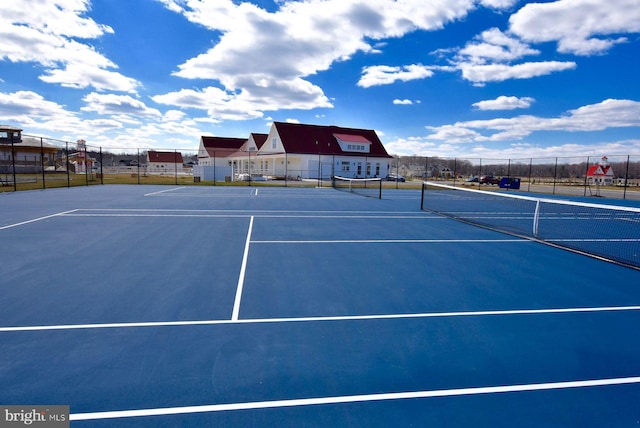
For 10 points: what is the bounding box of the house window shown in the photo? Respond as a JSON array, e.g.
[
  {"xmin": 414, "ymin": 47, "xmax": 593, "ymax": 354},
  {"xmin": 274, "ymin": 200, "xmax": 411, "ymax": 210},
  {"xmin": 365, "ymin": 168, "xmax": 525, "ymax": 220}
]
[
  {"xmin": 272, "ymin": 138, "xmax": 277, "ymax": 149},
  {"xmin": 341, "ymin": 161, "xmax": 350, "ymax": 172},
  {"xmin": 375, "ymin": 163, "xmax": 380, "ymax": 176}
]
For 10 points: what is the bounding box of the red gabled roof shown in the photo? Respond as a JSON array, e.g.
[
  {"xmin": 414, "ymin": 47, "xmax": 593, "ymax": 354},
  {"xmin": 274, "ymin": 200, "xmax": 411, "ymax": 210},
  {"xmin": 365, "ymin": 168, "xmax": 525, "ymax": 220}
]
[
  {"xmin": 587, "ymin": 165, "xmax": 612, "ymax": 177},
  {"xmin": 200, "ymin": 136, "xmax": 247, "ymax": 158},
  {"xmin": 201, "ymin": 136, "xmax": 246, "ymax": 150},
  {"xmin": 333, "ymin": 133, "xmax": 371, "ymax": 144},
  {"xmin": 273, "ymin": 122, "xmax": 391, "ymax": 157},
  {"xmin": 250, "ymin": 133, "xmax": 268, "ymax": 149},
  {"xmin": 147, "ymin": 150, "xmax": 184, "ymax": 164}
]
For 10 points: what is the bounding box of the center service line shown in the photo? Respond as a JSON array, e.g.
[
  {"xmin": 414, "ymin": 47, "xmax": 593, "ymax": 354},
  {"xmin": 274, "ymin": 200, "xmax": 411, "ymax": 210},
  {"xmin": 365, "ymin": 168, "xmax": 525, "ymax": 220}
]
[
  {"xmin": 232, "ymin": 215, "xmax": 254, "ymax": 321},
  {"xmin": 70, "ymin": 376, "xmax": 640, "ymax": 420}
]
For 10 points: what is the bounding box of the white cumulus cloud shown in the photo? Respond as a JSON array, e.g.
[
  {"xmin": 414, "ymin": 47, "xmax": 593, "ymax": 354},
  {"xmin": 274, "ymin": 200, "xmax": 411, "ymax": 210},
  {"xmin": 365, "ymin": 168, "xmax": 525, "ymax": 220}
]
[
  {"xmin": 473, "ymin": 96, "xmax": 535, "ymax": 110},
  {"xmin": 509, "ymin": 0, "xmax": 640, "ymax": 55}
]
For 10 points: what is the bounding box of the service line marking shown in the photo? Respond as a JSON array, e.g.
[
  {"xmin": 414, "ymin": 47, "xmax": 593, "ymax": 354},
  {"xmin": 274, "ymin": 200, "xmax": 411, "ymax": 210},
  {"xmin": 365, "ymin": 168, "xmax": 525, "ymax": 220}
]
[
  {"xmin": 144, "ymin": 187, "xmax": 186, "ymax": 196},
  {"xmin": 3, "ymin": 305, "xmax": 640, "ymax": 333},
  {"xmin": 70, "ymin": 376, "xmax": 640, "ymax": 421},
  {"xmin": 0, "ymin": 209, "xmax": 79, "ymax": 230},
  {"xmin": 251, "ymin": 239, "xmax": 526, "ymax": 244}
]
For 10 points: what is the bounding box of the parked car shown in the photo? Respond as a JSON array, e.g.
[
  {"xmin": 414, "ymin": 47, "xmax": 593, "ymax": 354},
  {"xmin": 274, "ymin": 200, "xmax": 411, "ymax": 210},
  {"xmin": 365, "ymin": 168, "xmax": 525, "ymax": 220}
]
[
  {"xmin": 385, "ymin": 174, "xmax": 405, "ymax": 182},
  {"xmin": 479, "ymin": 175, "xmax": 500, "ymax": 185},
  {"xmin": 465, "ymin": 176, "xmax": 479, "ymax": 182}
]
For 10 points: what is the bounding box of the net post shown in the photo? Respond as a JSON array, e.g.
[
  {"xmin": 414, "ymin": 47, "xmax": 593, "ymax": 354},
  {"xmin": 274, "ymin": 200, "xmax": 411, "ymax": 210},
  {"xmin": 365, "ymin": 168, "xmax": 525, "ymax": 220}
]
[
  {"xmin": 533, "ymin": 200, "xmax": 540, "ymax": 237},
  {"xmin": 377, "ymin": 178, "xmax": 382, "ymax": 199},
  {"xmin": 420, "ymin": 181, "xmax": 426, "ymax": 210}
]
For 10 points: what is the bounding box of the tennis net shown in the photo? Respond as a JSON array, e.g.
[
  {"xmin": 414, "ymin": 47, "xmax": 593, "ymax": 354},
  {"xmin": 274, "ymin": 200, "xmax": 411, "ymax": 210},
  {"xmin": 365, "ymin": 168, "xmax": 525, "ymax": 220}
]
[
  {"xmin": 421, "ymin": 181, "xmax": 640, "ymax": 270},
  {"xmin": 333, "ymin": 176, "xmax": 382, "ymax": 199}
]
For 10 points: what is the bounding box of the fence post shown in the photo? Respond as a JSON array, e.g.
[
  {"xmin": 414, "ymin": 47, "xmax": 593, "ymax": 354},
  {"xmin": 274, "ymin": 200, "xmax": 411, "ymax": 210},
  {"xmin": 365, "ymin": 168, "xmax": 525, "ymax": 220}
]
[
  {"xmin": 583, "ymin": 156, "xmax": 590, "ymax": 197},
  {"xmin": 10, "ymin": 138, "xmax": 17, "ymax": 191},
  {"xmin": 99, "ymin": 147, "xmax": 104, "ymax": 185},
  {"xmin": 424, "ymin": 156, "xmax": 428, "ymax": 181},
  {"xmin": 137, "ymin": 149, "xmax": 140, "ymax": 184},
  {"xmin": 66, "ymin": 142, "xmax": 70, "ymax": 188},
  {"xmin": 552, "ymin": 157, "xmax": 558, "ymax": 194},
  {"xmin": 174, "ymin": 149, "xmax": 178, "ymax": 185},
  {"xmin": 40, "ymin": 137, "xmax": 46, "ymax": 189},
  {"xmin": 84, "ymin": 143, "xmax": 89, "ymax": 187},
  {"xmin": 623, "ymin": 155, "xmax": 630, "ymax": 200},
  {"xmin": 453, "ymin": 158, "xmax": 457, "ymax": 185}
]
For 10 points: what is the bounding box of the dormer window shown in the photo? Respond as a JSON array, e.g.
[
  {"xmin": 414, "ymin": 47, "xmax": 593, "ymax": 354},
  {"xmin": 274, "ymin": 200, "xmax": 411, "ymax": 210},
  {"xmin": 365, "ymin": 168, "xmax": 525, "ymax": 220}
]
[{"xmin": 333, "ymin": 133, "xmax": 371, "ymax": 153}]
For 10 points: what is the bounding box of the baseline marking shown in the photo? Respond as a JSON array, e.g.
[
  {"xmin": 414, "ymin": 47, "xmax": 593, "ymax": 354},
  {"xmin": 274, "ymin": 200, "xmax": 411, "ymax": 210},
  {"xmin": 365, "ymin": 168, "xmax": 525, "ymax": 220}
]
[
  {"xmin": 70, "ymin": 376, "xmax": 640, "ymax": 420},
  {"xmin": 0, "ymin": 209, "xmax": 79, "ymax": 230},
  {"xmin": 232, "ymin": 216, "xmax": 254, "ymax": 321},
  {"xmin": 3, "ymin": 305, "xmax": 640, "ymax": 332}
]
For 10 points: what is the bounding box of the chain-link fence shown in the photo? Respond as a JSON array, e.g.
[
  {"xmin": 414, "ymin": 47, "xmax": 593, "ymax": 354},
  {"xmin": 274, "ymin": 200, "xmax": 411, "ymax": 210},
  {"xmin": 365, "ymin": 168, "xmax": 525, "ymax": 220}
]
[
  {"xmin": 397, "ymin": 155, "xmax": 640, "ymax": 200},
  {"xmin": 2, "ymin": 134, "xmax": 639, "ymax": 200},
  {"xmin": 0, "ymin": 135, "xmax": 204, "ymax": 190}
]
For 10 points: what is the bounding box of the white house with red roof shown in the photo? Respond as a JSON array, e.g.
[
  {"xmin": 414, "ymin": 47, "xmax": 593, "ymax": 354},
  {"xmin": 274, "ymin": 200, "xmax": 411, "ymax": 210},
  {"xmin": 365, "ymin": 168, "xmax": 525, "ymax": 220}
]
[
  {"xmin": 197, "ymin": 136, "xmax": 247, "ymax": 166},
  {"xmin": 586, "ymin": 156, "xmax": 614, "ymax": 185},
  {"xmin": 195, "ymin": 133, "xmax": 268, "ymax": 180},
  {"xmin": 147, "ymin": 150, "xmax": 185, "ymax": 174},
  {"xmin": 259, "ymin": 122, "xmax": 392, "ymax": 179},
  {"xmin": 194, "ymin": 122, "xmax": 392, "ymax": 181}
]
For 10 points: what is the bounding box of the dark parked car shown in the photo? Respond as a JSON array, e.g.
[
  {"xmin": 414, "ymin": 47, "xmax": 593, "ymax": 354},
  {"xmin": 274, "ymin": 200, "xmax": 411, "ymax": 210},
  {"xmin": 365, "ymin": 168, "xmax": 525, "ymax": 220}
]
[
  {"xmin": 385, "ymin": 174, "xmax": 405, "ymax": 182},
  {"xmin": 479, "ymin": 175, "xmax": 500, "ymax": 185}
]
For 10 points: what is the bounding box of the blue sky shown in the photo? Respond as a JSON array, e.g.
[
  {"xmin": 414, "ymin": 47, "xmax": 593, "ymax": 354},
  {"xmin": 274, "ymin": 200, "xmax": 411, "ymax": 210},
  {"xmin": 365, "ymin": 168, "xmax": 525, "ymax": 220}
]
[{"xmin": 1, "ymin": 0, "xmax": 639, "ymax": 158}]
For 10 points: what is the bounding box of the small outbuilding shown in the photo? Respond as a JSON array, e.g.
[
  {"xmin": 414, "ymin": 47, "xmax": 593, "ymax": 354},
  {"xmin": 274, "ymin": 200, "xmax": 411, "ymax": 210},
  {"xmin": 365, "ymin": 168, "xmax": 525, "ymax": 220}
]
[{"xmin": 586, "ymin": 156, "xmax": 614, "ymax": 186}]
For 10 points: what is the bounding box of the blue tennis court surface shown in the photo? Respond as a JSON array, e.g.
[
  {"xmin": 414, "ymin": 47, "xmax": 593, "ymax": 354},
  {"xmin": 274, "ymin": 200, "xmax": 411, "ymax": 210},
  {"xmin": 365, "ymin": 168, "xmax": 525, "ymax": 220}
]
[{"xmin": 1, "ymin": 185, "xmax": 640, "ymax": 427}]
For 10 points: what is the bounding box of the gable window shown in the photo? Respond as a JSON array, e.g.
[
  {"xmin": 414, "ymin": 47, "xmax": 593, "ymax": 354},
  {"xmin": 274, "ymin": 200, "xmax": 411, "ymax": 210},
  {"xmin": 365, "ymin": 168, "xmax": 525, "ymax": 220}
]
[{"xmin": 271, "ymin": 138, "xmax": 277, "ymax": 149}]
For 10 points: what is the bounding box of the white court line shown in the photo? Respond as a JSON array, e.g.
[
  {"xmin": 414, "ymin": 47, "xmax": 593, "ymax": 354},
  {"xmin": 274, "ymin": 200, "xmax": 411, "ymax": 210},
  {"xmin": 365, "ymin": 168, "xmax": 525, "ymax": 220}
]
[
  {"xmin": 232, "ymin": 216, "xmax": 254, "ymax": 321},
  {"xmin": 251, "ymin": 239, "xmax": 526, "ymax": 244},
  {"xmin": 59, "ymin": 209, "xmax": 436, "ymax": 219},
  {"xmin": 144, "ymin": 187, "xmax": 185, "ymax": 196},
  {"xmin": 70, "ymin": 376, "xmax": 640, "ymax": 421},
  {"xmin": 3, "ymin": 305, "xmax": 640, "ymax": 332},
  {"xmin": 0, "ymin": 209, "xmax": 79, "ymax": 230},
  {"xmin": 63, "ymin": 208, "xmax": 431, "ymax": 215},
  {"xmin": 551, "ymin": 238, "xmax": 640, "ymax": 243},
  {"xmin": 63, "ymin": 213, "xmax": 443, "ymax": 219}
]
